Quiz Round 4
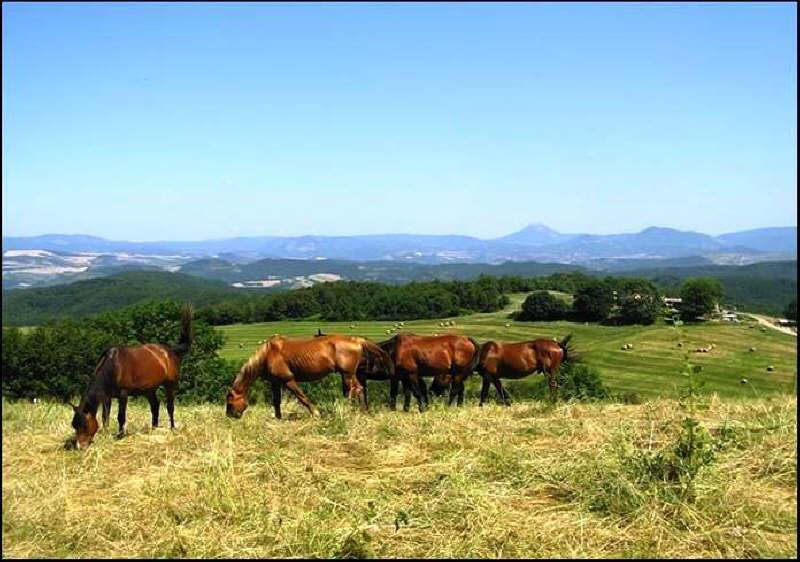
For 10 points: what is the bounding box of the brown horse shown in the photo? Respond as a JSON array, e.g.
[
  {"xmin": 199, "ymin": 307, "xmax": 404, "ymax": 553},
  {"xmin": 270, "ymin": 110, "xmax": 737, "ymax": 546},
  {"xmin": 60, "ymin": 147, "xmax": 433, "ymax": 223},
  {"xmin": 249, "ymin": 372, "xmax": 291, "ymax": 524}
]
[
  {"xmin": 380, "ymin": 333, "xmax": 482, "ymax": 411},
  {"xmin": 225, "ymin": 334, "xmax": 393, "ymax": 419},
  {"xmin": 476, "ymin": 334, "xmax": 573, "ymax": 405},
  {"xmin": 68, "ymin": 305, "xmax": 193, "ymax": 449}
]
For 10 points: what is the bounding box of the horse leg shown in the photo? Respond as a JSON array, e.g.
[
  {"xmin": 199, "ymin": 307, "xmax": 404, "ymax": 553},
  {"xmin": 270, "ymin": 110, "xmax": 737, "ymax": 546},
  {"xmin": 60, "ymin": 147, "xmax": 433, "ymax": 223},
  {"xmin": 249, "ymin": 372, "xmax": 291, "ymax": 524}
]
[
  {"xmin": 165, "ymin": 383, "xmax": 177, "ymax": 429},
  {"xmin": 359, "ymin": 373, "xmax": 369, "ymax": 411},
  {"xmin": 447, "ymin": 376, "xmax": 461, "ymax": 406},
  {"xmin": 419, "ymin": 377, "xmax": 429, "ymax": 408},
  {"xmin": 408, "ymin": 374, "xmax": 425, "ymax": 412},
  {"xmin": 147, "ymin": 390, "xmax": 160, "ymax": 428},
  {"xmin": 116, "ymin": 391, "xmax": 128, "ymax": 438},
  {"xmin": 102, "ymin": 397, "xmax": 111, "ymax": 428},
  {"xmin": 389, "ymin": 376, "xmax": 399, "ymax": 411},
  {"xmin": 284, "ymin": 379, "xmax": 320, "ymax": 417},
  {"xmin": 547, "ymin": 371, "xmax": 558, "ymax": 403},
  {"xmin": 492, "ymin": 379, "xmax": 509, "ymax": 406},
  {"xmin": 456, "ymin": 373, "xmax": 466, "ymax": 407},
  {"xmin": 402, "ymin": 378, "xmax": 412, "ymax": 412},
  {"xmin": 344, "ymin": 372, "xmax": 366, "ymax": 410},
  {"xmin": 271, "ymin": 379, "xmax": 282, "ymax": 420},
  {"xmin": 479, "ymin": 376, "xmax": 491, "ymax": 407}
]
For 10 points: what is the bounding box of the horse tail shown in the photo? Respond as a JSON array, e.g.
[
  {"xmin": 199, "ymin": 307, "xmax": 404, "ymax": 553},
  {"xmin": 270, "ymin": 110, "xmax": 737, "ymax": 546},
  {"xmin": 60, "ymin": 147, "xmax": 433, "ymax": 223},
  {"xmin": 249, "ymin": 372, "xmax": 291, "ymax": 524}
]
[
  {"xmin": 377, "ymin": 334, "xmax": 397, "ymax": 362},
  {"xmin": 467, "ymin": 337, "xmax": 483, "ymax": 375},
  {"xmin": 558, "ymin": 333, "xmax": 577, "ymax": 365},
  {"xmin": 173, "ymin": 303, "xmax": 194, "ymax": 357}
]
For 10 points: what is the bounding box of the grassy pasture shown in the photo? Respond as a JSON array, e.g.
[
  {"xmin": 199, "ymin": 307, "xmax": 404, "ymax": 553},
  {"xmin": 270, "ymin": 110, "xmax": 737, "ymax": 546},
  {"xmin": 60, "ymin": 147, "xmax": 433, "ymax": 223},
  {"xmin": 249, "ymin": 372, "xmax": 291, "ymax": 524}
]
[
  {"xmin": 2, "ymin": 397, "xmax": 795, "ymax": 558},
  {"xmin": 216, "ymin": 294, "xmax": 797, "ymax": 400},
  {"xmin": 2, "ymin": 294, "xmax": 796, "ymax": 558}
]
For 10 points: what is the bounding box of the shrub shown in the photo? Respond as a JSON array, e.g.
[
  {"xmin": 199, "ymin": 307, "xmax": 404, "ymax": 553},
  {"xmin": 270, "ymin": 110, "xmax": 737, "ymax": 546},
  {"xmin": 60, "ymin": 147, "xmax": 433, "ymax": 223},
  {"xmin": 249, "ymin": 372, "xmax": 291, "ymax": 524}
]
[
  {"xmin": 572, "ymin": 281, "xmax": 614, "ymax": 322},
  {"xmin": 517, "ymin": 291, "xmax": 569, "ymax": 321},
  {"xmin": 528, "ymin": 363, "xmax": 609, "ymax": 401}
]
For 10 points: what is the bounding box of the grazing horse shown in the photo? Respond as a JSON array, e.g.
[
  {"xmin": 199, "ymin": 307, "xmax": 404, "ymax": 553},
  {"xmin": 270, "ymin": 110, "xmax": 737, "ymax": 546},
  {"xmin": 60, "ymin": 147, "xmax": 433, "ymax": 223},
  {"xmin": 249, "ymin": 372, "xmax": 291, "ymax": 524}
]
[
  {"xmin": 314, "ymin": 328, "xmax": 401, "ymax": 410},
  {"xmin": 476, "ymin": 334, "xmax": 573, "ymax": 405},
  {"xmin": 380, "ymin": 333, "xmax": 482, "ymax": 411},
  {"xmin": 68, "ymin": 305, "xmax": 193, "ymax": 449},
  {"xmin": 225, "ymin": 334, "xmax": 393, "ymax": 419}
]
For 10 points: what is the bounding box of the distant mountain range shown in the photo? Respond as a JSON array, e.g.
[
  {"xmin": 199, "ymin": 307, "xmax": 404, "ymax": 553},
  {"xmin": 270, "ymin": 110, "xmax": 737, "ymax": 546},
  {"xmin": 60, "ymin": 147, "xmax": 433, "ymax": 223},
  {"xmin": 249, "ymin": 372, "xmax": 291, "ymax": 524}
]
[{"xmin": 2, "ymin": 225, "xmax": 796, "ymax": 290}]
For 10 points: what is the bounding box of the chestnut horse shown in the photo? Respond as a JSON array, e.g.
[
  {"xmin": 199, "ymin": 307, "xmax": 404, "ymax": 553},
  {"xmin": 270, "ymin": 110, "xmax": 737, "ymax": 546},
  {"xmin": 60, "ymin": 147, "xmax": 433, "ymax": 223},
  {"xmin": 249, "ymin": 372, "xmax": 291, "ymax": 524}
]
[
  {"xmin": 68, "ymin": 305, "xmax": 193, "ymax": 449},
  {"xmin": 476, "ymin": 334, "xmax": 573, "ymax": 405},
  {"xmin": 380, "ymin": 333, "xmax": 482, "ymax": 411},
  {"xmin": 225, "ymin": 334, "xmax": 393, "ymax": 419}
]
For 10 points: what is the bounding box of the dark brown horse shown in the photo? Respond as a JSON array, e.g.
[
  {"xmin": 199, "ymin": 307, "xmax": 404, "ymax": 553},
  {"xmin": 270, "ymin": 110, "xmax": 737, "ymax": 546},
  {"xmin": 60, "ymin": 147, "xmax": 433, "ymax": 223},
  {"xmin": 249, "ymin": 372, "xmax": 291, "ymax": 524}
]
[
  {"xmin": 380, "ymin": 333, "xmax": 482, "ymax": 411},
  {"xmin": 68, "ymin": 305, "xmax": 193, "ymax": 449},
  {"xmin": 476, "ymin": 334, "xmax": 573, "ymax": 405},
  {"xmin": 225, "ymin": 334, "xmax": 393, "ymax": 419}
]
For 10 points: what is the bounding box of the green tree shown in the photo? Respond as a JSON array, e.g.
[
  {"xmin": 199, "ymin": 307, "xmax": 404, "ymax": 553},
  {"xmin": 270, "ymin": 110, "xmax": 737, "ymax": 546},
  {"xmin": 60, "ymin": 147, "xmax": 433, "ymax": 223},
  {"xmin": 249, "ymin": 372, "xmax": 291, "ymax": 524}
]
[
  {"xmin": 679, "ymin": 277, "xmax": 724, "ymax": 321},
  {"xmin": 517, "ymin": 291, "xmax": 569, "ymax": 321},
  {"xmin": 617, "ymin": 279, "xmax": 662, "ymax": 325},
  {"xmin": 572, "ymin": 281, "xmax": 614, "ymax": 322}
]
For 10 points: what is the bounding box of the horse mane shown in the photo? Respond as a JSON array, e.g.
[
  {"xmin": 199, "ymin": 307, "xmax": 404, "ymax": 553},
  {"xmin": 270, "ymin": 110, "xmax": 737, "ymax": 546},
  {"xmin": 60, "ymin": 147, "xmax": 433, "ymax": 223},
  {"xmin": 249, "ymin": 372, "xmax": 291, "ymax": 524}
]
[
  {"xmin": 233, "ymin": 340, "xmax": 273, "ymax": 392},
  {"xmin": 73, "ymin": 348, "xmax": 116, "ymax": 428}
]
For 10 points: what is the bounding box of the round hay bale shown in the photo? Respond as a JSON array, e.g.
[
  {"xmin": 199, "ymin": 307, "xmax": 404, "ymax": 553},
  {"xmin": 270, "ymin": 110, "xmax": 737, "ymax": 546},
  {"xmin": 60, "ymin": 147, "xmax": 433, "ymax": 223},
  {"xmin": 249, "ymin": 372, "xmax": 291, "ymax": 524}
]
[
  {"xmin": 504, "ymin": 323, "xmax": 511, "ymax": 328},
  {"xmin": 740, "ymin": 378, "xmax": 748, "ymax": 384},
  {"xmin": 399, "ymin": 321, "xmax": 404, "ymax": 326},
  {"xmin": 350, "ymin": 324, "xmax": 355, "ymax": 329},
  {"xmin": 386, "ymin": 329, "xmax": 391, "ymax": 334},
  {"xmin": 677, "ymin": 342, "xmax": 683, "ymax": 347},
  {"xmin": 766, "ymin": 365, "xmax": 775, "ymax": 372},
  {"xmin": 433, "ymin": 332, "xmax": 439, "ymax": 336},
  {"xmin": 749, "ymin": 347, "xmax": 756, "ymax": 352}
]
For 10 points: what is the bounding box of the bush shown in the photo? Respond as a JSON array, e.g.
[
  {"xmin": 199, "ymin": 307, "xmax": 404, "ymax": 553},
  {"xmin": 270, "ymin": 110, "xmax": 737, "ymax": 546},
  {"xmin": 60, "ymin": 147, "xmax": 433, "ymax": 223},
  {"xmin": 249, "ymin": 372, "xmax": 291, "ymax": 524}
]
[
  {"xmin": 1, "ymin": 300, "xmax": 232, "ymax": 403},
  {"xmin": 517, "ymin": 291, "xmax": 570, "ymax": 321},
  {"xmin": 572, "ymin": 281, "xmax": 614, "ymax": 322},
  {"xmin": 615, "ymin": 280, "xmax": 661, "ymax": 325},
  {"xmin": 528, "ymin": 363, "xmax": 609, "ymax": 401}
]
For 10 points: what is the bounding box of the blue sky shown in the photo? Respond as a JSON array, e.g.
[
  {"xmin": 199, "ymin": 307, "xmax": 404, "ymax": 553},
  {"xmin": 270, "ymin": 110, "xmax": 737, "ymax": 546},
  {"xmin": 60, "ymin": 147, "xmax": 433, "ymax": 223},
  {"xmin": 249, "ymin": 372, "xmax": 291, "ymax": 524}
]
[{"xmin": 2, "ymin": 2, "xmax": 796, "ymax": 241}]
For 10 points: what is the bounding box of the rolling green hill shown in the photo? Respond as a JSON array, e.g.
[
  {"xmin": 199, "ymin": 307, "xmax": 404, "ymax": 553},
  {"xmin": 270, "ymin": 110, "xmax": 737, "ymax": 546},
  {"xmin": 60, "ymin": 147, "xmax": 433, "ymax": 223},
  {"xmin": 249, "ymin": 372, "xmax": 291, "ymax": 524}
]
[
  {"xmin": 0, "ymin": 271, "xmax": 251, "ymax": 326},
  {"xmin": 626, "ymin": 260, "xmax": 797, "ymax": 314},
  {"xmin": 216, "ymin": 293, "xmax": 797, "ymax": 400}
]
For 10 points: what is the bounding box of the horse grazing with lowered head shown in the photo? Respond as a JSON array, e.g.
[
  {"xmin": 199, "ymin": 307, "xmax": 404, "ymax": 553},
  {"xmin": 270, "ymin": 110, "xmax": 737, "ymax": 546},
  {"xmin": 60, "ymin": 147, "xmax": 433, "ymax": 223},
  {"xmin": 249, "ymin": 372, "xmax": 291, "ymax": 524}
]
[
  {"xmin": 226, "ymin": 334, "xmax": 393, "ymax": 419},
  {"xmin": 68, "ymin": 305, "xmax": 194, "ymax": 449},
  {"xmin": 476, "ymin": 334, "xmax": 574, "ymax": 405},
  {"xmin": 379, "ymin": 333, "xmax": 482, "ymax": 411}
]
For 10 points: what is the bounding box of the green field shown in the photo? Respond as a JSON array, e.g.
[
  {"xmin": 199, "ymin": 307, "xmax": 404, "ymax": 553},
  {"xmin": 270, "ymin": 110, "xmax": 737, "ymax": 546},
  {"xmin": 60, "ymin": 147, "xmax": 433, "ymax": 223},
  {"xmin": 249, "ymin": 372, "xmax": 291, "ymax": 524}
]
[{"xmin": 217, "ymin": 294, "xmax": 797, "ymax": 400}]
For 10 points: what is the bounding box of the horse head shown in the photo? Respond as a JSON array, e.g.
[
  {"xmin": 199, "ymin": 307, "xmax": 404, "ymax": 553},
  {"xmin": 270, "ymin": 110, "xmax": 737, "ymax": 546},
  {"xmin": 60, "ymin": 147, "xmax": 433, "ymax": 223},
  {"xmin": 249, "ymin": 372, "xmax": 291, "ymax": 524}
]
[
  {"xmin": 428, "ymin": 373, "xmax": 452, "ymax": 397},
  {"xmin": 67, "ymin": 400, "xmax": 99, "ymax": 450},
  {"xmin": 225, "ymin": 387, "xmax": 248, "ymax": 419}
]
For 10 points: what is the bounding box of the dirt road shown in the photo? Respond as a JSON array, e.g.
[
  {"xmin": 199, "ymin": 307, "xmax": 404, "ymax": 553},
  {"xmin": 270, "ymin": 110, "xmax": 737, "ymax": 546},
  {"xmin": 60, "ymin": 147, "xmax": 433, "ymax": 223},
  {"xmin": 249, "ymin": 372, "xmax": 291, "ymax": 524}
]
[{"xmin": 747, "ymin": 313, "xmax": 797, "ymax": 337}]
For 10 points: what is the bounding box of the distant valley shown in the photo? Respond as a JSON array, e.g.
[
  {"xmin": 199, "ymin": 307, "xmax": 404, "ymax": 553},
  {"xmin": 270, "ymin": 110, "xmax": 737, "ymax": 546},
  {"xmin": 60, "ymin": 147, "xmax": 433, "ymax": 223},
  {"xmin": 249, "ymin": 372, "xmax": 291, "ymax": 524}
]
[{"xmin": 2, "ymin": 224, "xmax": 796, "ymax": 290}]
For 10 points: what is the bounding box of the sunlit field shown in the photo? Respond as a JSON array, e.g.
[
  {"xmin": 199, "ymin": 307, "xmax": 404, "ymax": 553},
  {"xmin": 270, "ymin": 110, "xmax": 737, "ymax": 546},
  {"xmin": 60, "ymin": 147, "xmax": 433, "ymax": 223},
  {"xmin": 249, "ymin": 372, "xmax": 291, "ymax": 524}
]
[
  {"xmin": 3, "ymin": 295, "xmax": 796, "ymax": 558},
  {"xmin": 217, "ymin": 294, "xmax": 797, "ymax": 400}
]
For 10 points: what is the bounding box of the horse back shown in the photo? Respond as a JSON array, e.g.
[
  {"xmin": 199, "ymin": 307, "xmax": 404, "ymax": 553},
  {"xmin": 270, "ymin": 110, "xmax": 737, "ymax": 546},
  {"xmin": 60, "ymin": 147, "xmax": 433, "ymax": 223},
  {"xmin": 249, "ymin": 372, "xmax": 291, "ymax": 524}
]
[
  {"xmin": 395, "ymin": 334, "xmax": 477, "ymax": 374},
  {"xmin": 113, "ymin": 344, "xmax": 180, "ymax": 392}
]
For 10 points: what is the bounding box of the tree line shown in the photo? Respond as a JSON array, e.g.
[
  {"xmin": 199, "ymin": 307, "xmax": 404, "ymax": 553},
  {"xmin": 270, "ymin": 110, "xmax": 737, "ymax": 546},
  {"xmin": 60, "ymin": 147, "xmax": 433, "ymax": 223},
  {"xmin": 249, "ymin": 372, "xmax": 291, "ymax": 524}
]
[
  {"xmin": 2, "ymin": 301, "xmax": 236, "ymax": 403},
  {"xmin": 516, "ymin": 276, "xmax": 734, "ymax": 325}
]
